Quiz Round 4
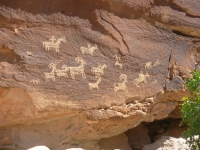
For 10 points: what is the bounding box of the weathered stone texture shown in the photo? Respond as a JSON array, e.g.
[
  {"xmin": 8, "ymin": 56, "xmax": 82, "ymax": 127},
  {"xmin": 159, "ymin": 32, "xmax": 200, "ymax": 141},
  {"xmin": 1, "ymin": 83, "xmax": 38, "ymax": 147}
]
[{"xmin": 0, "ymin": 0, "xmax": 199, "ymax": 149}]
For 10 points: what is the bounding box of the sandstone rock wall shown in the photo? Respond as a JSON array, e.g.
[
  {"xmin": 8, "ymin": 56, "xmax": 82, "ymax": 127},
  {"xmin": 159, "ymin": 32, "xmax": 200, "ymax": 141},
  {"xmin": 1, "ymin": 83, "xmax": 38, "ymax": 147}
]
[{"xmin": 0, "ymin": 0, "xmax": 199, "ymax": 149}]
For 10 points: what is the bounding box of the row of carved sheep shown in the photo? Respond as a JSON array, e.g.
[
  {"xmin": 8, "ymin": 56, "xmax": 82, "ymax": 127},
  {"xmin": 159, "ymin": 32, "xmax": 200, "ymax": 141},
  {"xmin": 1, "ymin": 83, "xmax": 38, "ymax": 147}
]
[{"xmin": 44, "ymin": 57, "xmax": 86, "ymax": 81}]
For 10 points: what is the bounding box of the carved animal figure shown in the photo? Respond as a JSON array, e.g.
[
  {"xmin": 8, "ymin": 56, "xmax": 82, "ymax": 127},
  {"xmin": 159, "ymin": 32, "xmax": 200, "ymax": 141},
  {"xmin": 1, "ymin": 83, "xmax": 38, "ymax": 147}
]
[
  {"xmin": 44, "ymin": 63, "xmax": 56, "ymax": 81},
  {"xmin": 88, "ymin": 76, "xmax": 102, "ymax": 90},
  {"xmin": 68, "ymin": 57, "xmax": 86, "ymax": 80},
  {"xmin": 145, "ymin": 60, "xmax": 160, "ymax": 70},
  {"xmin": 30, "ymin": 79, "xmax": 40, "ymax": 84},
  {"xmin": 134, "ymin": 72, "xmax": 149, "ymax": 87},
  {"xmin": 113, "ymin": 55, "xmax": 123, "ymax": 69},
  {"xmin": 43, "ymin": 36, "xmax": 66, "ymax": 52},
  {"xmin": 114, "ymin": 74, "xmax": 128, "ymax": 93},
  {"xmin": 80, "ymin": 44, "xmax": 98, "ymax": 56},
  {"xmin": 145, "ymin": 62, "xmax": 152, "ymax": 70},
  {"xmin": 55, "ymin": 65, "xmax": 69, "ymax": 78},
  {"xmin": 91, "ymin": 64, "xmax": 107, "ymax": 76}
]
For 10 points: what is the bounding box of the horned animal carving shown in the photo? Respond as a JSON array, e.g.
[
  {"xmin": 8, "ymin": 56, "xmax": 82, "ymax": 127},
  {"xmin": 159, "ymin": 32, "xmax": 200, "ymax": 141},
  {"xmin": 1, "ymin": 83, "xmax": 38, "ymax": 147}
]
[
  {"xmin": 88, "ymin": 76, "xmax": 102, "ymax": 90},
  {"xmin": 134, "ymin": 72, "xmax": 149, "ymax": 87},
  {"xmin": 44, "ymin": 63, "xmax": 56, "ymax": 81},
  {"xmin": 113, "ymin": 55, "xmax": 123, "ymax": 69},
  {"xmin": 114, "ymin": 74, "xmax": 128, "ymax": 93},
  {"xmin": 91, "ymin": 64, "xmax": 107, "ymax": 76},
  {"xmin": 44, "ymin": 57, "xmax": 86, "ymax": 81},
  {"xmin": 43, "ymin": 36, "xmax": 66, "ymax": 52},
  {"xmin": 68, "ymin": 57, "xmax": 86, "ymax": 80},
  {"xmin": 80, "ymin": 44, "xmax": 98, "ymax": 56},
  {"xmin": 55, "ymin": 65, "xmax": 69, "ymax": 78}
]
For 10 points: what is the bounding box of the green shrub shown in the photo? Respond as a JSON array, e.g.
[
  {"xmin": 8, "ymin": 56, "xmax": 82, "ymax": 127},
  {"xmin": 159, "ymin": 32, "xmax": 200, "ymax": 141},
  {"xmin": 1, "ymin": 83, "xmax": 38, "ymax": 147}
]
[{"xmin": 181, "ymin": 70, "xmax": 200, "ymax": 149}]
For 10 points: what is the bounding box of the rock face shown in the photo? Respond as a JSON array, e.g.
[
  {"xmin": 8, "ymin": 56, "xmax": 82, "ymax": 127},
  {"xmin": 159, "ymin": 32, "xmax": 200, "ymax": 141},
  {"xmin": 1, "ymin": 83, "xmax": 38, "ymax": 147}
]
[
  {"xmin": 0, "ymin": 0, "xmax": 199, "ymax": 149},
  {"xmin": 153, "ymin": 119, "xmax": 187, "ymax": 141},
  {"xmin": 125, "ymin": 123, "xmax": 151, "ymax": 150},
  {"xmin": 142, "ymin": 136, "xmax": 190, "ymax": 150},
  {"xmin": 145, "ymin": 118, "xmax": 187, "ymax": 142},
  {"xmin": 98, "ymin": 133, "xmax": 132, "ymax": 150}
]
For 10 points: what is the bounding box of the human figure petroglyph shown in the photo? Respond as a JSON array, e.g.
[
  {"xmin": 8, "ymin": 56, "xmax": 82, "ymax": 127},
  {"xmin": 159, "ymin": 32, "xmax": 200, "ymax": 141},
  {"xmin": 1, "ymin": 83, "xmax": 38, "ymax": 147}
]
[
  {"xmin": 44, "ymin": 63, "xmax": 56, "ymax": 81},
  {"xmin": 30, "ymin": 79, "xmax": 40, "ymax": 84},
  {"xmin": 55, "ymin": 65, "xmax": 69, "ymax": 78},
  {"xmin": 88, "ymin": 76, "xmax": 102, "ymax": 90},
  {"xmin": 49, "ymin": 36, "xmax": 56, "ymax": 43},
  {"xmin": 43, "ymin": 36, "xmax": 66, "ymax": 52},
  {"xmin": 134, "ymin": 72, "xmax": 149, "ymax": 87},
  {"xmin": 113, "ymin": 55, "xmax": 123, "ymax": 69},
  {"xmin": 145, "ymin": 59, "xmax": 160, "ymax": 70},
  {"xmin": 114, "ymin": 74, "xmax": 128, "ymax": 93},
  {"xmin": 80, "ymin": 44, "xmax": 98, "ymax": 56},
  {"xmin": 68, "ymin": 57, "xmax": 86, "ymax": 80},
  {"xmin": 91, "ymin": 64, "xmax": 107, "ymax": 76}
]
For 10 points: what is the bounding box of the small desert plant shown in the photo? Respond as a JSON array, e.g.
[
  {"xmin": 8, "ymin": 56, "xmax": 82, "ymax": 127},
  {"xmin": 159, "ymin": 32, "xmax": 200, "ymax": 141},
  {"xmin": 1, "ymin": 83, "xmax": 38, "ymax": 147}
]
[{"xmin": 181, "ymin": 70, "xmax": 200, "ymax": 149}]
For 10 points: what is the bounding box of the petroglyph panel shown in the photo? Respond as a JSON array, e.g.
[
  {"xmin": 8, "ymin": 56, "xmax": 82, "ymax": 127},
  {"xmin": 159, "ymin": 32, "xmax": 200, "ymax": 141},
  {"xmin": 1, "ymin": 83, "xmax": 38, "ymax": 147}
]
[
  {"xmin": 80, "ymin": 44, "xmax": 98, "ymax": 56},
  {"xmin": 43, "ymin": 36, "xmax": 66, "ymax": 52},
  {"xmin": 113, "ymin": 55, "xmax": 123, "ymax": 69},
  {"xmin": 114, "ymin": 74, "xmax": 128, "ymax": 93}
]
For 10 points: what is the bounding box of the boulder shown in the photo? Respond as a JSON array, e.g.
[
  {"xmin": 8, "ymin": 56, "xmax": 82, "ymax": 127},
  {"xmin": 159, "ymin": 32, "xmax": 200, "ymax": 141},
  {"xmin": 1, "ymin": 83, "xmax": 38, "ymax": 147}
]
[
  {"xmin": 28, "ymin": 146, "xmax": 50, "ymax": 150},
  {"xmin": 142, "ymin": 136, "xmax": 190, "ymax": 150}
]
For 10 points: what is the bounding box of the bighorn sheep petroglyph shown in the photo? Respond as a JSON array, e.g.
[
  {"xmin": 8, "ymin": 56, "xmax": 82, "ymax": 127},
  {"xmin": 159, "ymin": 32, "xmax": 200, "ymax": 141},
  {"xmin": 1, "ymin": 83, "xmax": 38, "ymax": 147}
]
[
  {"xmin": 44, "ymin": 63, "xmax": 56, "ymax": 81},
  {"xmin": 68, "ymin": 57, "xmax": 86, "ymax": 80},
  {"xmin": 114, "ymin": 74, "xmax": 128, "ymax": 93}
]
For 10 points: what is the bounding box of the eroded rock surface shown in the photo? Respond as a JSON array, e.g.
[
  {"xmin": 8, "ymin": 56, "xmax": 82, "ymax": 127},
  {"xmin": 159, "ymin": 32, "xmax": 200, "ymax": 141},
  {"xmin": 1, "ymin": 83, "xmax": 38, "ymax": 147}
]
[{"xmin": 0, "ymin": 0, "xmax": 199, "ymax": 149}]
